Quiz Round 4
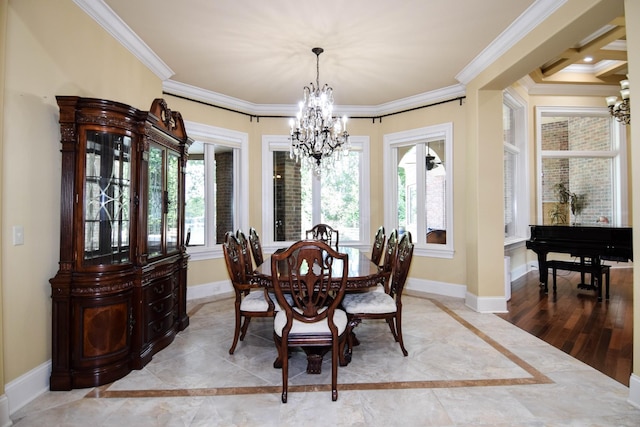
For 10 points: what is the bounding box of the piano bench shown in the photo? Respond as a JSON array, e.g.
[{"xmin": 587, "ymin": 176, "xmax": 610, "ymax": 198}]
[{"xmin": 548, "ymin": 260, "xmax": 610, "ymax": 301}]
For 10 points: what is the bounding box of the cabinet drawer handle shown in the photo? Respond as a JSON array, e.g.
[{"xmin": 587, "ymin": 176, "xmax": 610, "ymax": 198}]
[
  {"xmin": 154, "ymin": 284, "xmax": 165, "ymax": 294},
  {"xmin": 153, "ymin": 303, "xmax": 165, "ymax": 313}
]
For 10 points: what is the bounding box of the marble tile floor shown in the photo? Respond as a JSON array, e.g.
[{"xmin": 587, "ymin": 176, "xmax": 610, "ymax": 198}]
[{"xmin": 11, "ymin": 292, "xmax": 640, "ymax": 426}]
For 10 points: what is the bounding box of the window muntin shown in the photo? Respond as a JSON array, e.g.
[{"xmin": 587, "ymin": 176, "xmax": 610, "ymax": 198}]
[
  {"xmin": 383, "ymin": 123, "xmax": 453, "ymax": 258},
  {"xmin": 536, "ymin": 107, "xmax": 627, "ymax": 227}
]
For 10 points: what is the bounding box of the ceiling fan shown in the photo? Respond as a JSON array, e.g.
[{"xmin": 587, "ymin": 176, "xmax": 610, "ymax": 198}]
[{"xmin": 426, "ymin": 144, "xmax": 443, "ymax": 171}]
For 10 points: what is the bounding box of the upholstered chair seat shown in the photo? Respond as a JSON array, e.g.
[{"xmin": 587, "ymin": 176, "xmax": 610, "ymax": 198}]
[
  {"xmin": 240, "ymin": 290, "xmax": 276, "ymax": 312},
  {"xmin": 274, "ymin": 307, "xmax": 348, "ymax": 337},
  {"xmin": 341, "ymin": 292, "xmax": 396, "ymax": 314}
]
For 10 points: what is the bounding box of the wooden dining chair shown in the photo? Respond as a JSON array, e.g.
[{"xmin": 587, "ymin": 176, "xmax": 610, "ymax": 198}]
[
  {"xmin": 223, "ymin": 231, "xmax": 275, "ymax": 354},
  {"xmin": 270, "ymin": 240, "xmax": 349, "ymax": 403},
  {"xmin": 376, "ymin": 229, "xmax": 399, "ymax": 293},
  {"xmin": 305, "ymin": 223, "xmax": 339, "ymax": 249},
  {"xmin": 341, "ymin": 232, "xmax": 414, "ymax": 359},
  {"xmin": 370, "ymin": 226, "xmax": 386, "ymax": 266},
  {"xmin": 235, "ymin": 229, "xmax": 254, "ymax": 277},
  {"xmin": 248, "ymin": 227, "xmax": 264, "ymax": 266}
]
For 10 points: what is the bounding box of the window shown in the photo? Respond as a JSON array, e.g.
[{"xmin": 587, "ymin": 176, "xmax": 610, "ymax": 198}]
[
  {"xmin": 383, "ymin": 123, "xmax": 453, "ymax": 258},
  {"xmin": 503, "ymin": 89, "xmax": 529, "ymax": 244},
  {"xmin": 536, "ymin": 106, "xmax": 627, "ymax": 227},
  {"xmin": 184, "ymin": 121, "xmax": 248, "ymax": 260},
  {"xmin": 262, "ymin": 135, "xmax": 370, "ymax": 249}
]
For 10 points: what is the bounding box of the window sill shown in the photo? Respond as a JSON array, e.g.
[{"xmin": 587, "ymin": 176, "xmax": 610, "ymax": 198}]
[{"xmin": 504, "ymin": 237, "xmax": 527, "ymax": 250}]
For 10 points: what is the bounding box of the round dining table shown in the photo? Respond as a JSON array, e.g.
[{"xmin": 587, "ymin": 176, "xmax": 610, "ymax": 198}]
[
  {"xmin": 252, "ymin": 246, "xmax": 384, "ymax": 289},
  {"xmin": 252, "ymin": 245, "xmax": 386, "ymax": 373}
]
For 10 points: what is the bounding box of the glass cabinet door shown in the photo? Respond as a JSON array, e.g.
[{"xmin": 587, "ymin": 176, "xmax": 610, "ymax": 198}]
[
  {"xmin": 147, "ymin": 144, "xmax": 181, "ymax": 257},
  {"xmin": 166, "ymin": 152, "xmax": 180, "ymax": 252},
  {"xmin": 84, "ymin": 131, "xmax": 132, "ymax": 265},
  {"xmin": 147, "ymin": 145, "xmax": 163, "ymax": 258}
]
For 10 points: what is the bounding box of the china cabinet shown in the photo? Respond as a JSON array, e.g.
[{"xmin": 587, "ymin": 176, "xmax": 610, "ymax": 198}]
[{"xmin": 49, "ymin": 97, "xmax": 191, "ymax": 390}]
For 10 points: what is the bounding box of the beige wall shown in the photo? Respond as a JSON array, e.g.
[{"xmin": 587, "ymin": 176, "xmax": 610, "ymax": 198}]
[
  {"xmin": 625, "ymin": 0, "xmax": 639, "ymax": 380},
  {"xmin": 0, "ymin": 0, "xmax": 8, "ymax": 397},
  {"xmin": 2, "ymin": 0, "xmax": 161, "ymax": 382},
  {"xmin": 1, "ymin": 0, "xmax": 637, "ymax": 396}
]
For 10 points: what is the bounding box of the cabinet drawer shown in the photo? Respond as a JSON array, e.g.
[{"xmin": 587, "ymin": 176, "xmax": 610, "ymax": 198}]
[
  {"xmin": 146, "ymin": 293, "xmax": 175, "ymax": 323},
  {"xmin": 144, "ymin": 277, "xmax": 174, "ymax": 303},
  {"xmin": 146, "ymin": 310, "xmax": 176, "ymax": 341}
]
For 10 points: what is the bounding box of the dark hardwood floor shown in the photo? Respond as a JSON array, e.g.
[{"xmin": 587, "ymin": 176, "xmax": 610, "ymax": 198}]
[{"xmin": 498, "ymin": 266, "xmax": 633, "ymax": 386}]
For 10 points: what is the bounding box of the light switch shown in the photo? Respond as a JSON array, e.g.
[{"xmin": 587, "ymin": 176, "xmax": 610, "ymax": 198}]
[{"xmin": 13, "ymin": 225, "xmax": 24, "ymax": 246}]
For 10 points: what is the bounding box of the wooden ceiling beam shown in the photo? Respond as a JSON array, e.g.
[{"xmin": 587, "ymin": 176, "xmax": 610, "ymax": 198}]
[
  {"xmin": 595, "ymin": 61, "xmax": 627, "ymax": 78},
  {"xmin": 541, "ymin": 26, "xmax": 626, "ymax": 77}
]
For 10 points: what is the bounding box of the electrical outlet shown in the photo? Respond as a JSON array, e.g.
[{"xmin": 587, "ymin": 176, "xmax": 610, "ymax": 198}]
[{"xmin": 13, "ymin": 225, "xmax": 24, "ymax": 246}]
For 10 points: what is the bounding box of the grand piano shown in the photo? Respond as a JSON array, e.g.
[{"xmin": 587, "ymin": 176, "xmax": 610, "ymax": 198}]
[{"xmin": 526, "ymin": 225, "xmax": 633, "ymax": 299}]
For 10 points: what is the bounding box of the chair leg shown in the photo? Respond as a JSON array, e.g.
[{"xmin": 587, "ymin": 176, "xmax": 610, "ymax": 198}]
[
  {"xmin": 386, "ymin": 317, "xmax": 398, "ymax": 341},
  {"xmin": 395, "ymin": 313, "xmax": 408, "ymax": 357},
  {"xmin": 331, "ymin": 341, "xmax": 338, "ymax": 401},
  {"xmin": 229, "ymin": 304, "xmax": 242, "ymax": 354},
  {"xmin": 338, "ymin": 334, "xmax": 348, "ymax": 366},
  {"xmin": 281, "ymin": 345, "xmax": 288, "ymax": 403},
  {"xmin": 240, "ymin": 316, "xmax": 251, "ymax": 340},
  {"xmin": 344, "ymin": 318, "xmax": 361, "ymax": 363},
  {"xmin": 274, "ymin": 334, "xmax": 288, "ymax": 403}
]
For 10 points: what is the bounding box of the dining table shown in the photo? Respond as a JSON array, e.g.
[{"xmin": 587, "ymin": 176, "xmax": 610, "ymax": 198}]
[{"xmin": 252, "ymin": 245, "xmax": 386, "ymax": 374}]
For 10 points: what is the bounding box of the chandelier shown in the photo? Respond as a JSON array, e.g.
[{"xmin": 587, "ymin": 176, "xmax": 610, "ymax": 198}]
[
  {"xmin": 289, "ymin": 47, "xmax": 350, "ymax": 176},
  {"xmin": 605, "ymin": 78, "xmax": 630, "ymax": 125}
]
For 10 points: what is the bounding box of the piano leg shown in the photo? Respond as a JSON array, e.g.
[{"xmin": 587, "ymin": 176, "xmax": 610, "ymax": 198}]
[{"xmin": 536, "ymin": 252, "xmax": 549, "ymax": 293}]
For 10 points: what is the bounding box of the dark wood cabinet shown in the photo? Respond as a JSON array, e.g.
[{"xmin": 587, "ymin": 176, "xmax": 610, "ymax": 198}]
[{"xmin": 50, "ymin": 97, "xmax": 191, "ymax": 390}]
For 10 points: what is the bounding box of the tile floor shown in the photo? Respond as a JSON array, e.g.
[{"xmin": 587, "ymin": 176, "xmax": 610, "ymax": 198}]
[{"xmin": 10, "ymin": 292, "xmax": 640, "ymax": 426}]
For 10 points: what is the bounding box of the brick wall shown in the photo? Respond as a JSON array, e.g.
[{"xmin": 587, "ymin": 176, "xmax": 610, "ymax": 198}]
[
  {"xmin": 273, "ymin": 152, "xmax": 302, "ymax": 241},
  {"xmin": 215, "ymin": 151, "xmax": 233, "ymax": 243}
]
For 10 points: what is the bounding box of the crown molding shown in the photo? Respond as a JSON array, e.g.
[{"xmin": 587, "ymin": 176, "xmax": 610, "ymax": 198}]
[
  {"xmin": 73, "ymin": 0, "xmax": 174, "ymax": 80},
  {"xmin": 163, "ymin": 79, "xmax": 467, "ymax": 118},
  {"xmin": 456, "ymin": 0, "xmax": 567, "ymax": 85}
]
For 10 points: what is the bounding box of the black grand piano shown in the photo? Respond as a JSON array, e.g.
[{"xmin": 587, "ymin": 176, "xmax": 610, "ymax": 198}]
[{"xmin": 526, "ymin": 225, "xmax": 632, "ymax": 300}]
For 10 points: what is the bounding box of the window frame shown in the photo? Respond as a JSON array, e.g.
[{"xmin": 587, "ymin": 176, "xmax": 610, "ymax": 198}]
[
  {"xmin": 261, "ymin": 134, "xmax": 370, "ymax": 252},
  {"xmin": 383, "ymin": 122, "xmax": 454, "ymax": 258},
  {"xmin": 535, "ymin": 106, "xmax": 628, "ymax": 227},
  {"xmin": 183, "ymin": 121, "xmax": 249, "ymax": 261},
  {"xmin": 503, "ymin": 89, "xmax": 530, "ymax": 246}
]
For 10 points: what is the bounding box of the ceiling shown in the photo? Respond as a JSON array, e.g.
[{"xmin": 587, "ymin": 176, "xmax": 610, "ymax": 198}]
[{"xmin": 85, "ymin": 0, "xmax": 625, "ymax": 114}]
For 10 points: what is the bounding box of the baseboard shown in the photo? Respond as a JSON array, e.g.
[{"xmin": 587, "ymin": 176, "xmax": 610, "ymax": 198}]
[
  {"xmin": 629, "ymin": 373, "xmax": 640, "ymax": 408},
  {"xmin": 0, "ymin": 394, "xmax": 11, "ymax": 427},
  {"xmin": 406, "ymin": 277, "xmax": 466, "ymax": 299},
  {"xmin": 186, "ymin": 279, "xmax": 232, "ymax": 301},
  {"xmin": 406, "ymin": 277, "xmax": 509, "ymax": 313},
  {"xmin": 465, "ymin": 291, "xmax": 508, "ymax": 313},
  {"xmin": 4, "ymin": 360, "xmax": 51, "ymax": 416}
]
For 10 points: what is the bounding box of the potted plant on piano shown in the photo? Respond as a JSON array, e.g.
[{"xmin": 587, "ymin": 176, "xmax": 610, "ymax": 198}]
[{"xmin": 550, "ymin": 183, "xmax": 587, "ymax": 225}]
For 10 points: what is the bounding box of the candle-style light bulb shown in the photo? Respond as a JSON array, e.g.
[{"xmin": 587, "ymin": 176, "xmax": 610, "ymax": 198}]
[
  {"xmin": 620, "ymin": 89, "xmax": 630, "ymax": 100},
  {"xmin": 606, "ymin": 96, "xmax": 618, "ymax": 106}
]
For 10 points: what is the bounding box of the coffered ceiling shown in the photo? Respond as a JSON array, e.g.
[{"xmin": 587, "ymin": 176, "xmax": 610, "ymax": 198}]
[
  {"xmin": 529, "ymin": 16, "xmax": 627, "ymax": 86},
  {"xmin": 79, "ymin": 0, "xmax": 626, "ymax": 114}
]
